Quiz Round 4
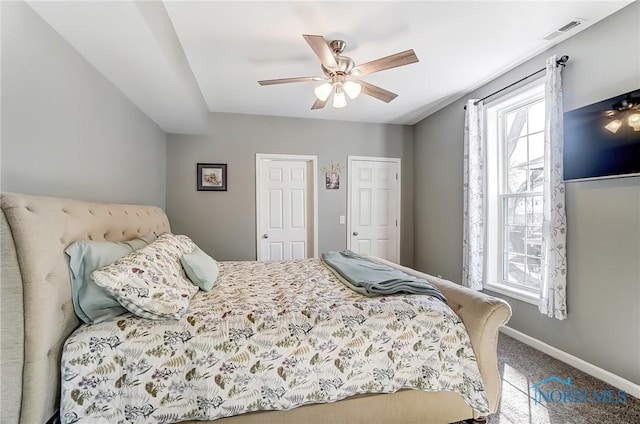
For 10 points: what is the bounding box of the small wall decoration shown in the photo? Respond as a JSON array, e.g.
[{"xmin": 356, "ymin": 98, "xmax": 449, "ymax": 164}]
[
  {"xmin": 197, "ymin": 163, "xmax": 227, "ymax": 191},
  {"xmin": 321, "ymin": 161, "xmax": 343, "ymax": 190}
]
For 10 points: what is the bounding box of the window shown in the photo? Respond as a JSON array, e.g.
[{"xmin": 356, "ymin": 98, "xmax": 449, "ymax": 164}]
[{"xmin": 485, "ymin": 80, "xmax": 545, "ymax": 304}]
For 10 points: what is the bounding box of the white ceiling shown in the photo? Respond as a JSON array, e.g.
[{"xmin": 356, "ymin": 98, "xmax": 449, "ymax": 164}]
[{"xmin": 27, "ymin": 1, "xmax": 633, "ymax": 134}]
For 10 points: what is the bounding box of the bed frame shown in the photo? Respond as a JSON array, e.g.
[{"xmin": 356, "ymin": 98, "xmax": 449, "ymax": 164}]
[{"xmin": 0, "ymin": 192, "xmax": 511, "ymax": 424}]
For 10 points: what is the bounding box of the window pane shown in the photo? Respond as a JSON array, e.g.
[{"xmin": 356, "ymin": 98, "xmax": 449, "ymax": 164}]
[
  {"xmin": 526, "ymin": 262, "xmax": 542, "ymax": 289},
  {"xmin": 505, "ymin": 197, "xmax": 526, "ymax": 225},
  {"xmin": 526, "ymin": 242, "xmax": 542, "ymax": 259},
  {"xmin": 529, "ymin": 197, "xmax": 543, "ymax": 225},
  {"xmin": 528, "ymin": 101, "xmax": 545, "ymax": 133},
  {"xmin": 505, "ymin": 108, "xmax": 528, "ymax": 139},
  {"xmin": 504, "ymin": 253, "xmax": 526, "ymax": 284},
  {"xmin": 507, "ymin": 168, "xmax": 527, "ymax": 193},
  {"xmin": 528, "ymin": 132, "xmax": 545, "ymax": 164},
  {"xmin": 526, "ymin": 225, "xmax": 543, "ymax": 257},
  {"xmin": 506, "ymin": 226, "xmax": 526, "ymax": 255},
  {"xmin": 529, "ymin": 168, "xmax": 544, "ymax": 192},
  {"xmin": 508, "ymin": 136, "xmax": 528, "ymax": 168}
]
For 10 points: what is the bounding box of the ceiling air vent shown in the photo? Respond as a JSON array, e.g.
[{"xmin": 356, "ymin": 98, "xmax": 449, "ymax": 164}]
[
  {"xmin": 558, "ymin": 20, "xmax": 581, "ymax": 32},
  {"xmin": 542, "ymin": 19, "xmax": 584, "ymax": 41}
]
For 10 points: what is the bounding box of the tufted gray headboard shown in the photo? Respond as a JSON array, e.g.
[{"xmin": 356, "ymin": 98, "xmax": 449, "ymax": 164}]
[{"xmin": 0, "ymin": 193, "xmax": 171, "ymax": 424}]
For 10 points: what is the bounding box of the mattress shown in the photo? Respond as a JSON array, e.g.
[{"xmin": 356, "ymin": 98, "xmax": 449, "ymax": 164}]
[{"xmin": 60, "ymin": 258, "xmax": 489, "ymax": 423}]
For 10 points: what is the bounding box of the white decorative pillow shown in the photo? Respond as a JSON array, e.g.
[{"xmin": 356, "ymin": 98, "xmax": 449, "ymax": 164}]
[{"xmin": 91, "ymin": 233, "xmax": 199, "ymax": 320}]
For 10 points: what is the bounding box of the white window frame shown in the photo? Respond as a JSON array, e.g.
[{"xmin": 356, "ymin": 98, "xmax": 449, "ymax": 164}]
[{"xmin": 484, "ymin": 79, "xmax": 545, "ymax": 305}]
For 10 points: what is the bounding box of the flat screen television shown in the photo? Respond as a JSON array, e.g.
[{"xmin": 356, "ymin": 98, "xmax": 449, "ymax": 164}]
[{"xmin": 563, "ymin": 89, "xmax": 640, "ymax": 181}]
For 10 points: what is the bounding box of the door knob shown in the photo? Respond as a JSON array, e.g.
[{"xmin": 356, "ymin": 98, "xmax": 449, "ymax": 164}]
[
  {"xmin": 352, "ymin": 232, "xmax": 358, "ymax": 236},
  {"xmin": 262, "ymin": 234, "xmax": 269, "ymax": 239}
]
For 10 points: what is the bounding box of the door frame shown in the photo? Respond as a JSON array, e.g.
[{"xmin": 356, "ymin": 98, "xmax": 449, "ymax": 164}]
[
  {"xmin": 346, "ymin": 155, "xmax": 402, "ymax": 261},
  {"xmin": 255, "ymin": 153, "xmax": 319, "ymax": 260}
]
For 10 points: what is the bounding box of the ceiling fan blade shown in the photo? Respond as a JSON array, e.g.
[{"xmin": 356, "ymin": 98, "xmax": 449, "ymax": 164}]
[
  {"xmin": 303, "ymin": 34, "xmax": 338, "ymax": 70},
  {"xmin": 258, "ymin": 76, "xmax": 324, "ymax": 86},
  {"xmin": 353, "ymin": 49, "xmax": 419, "ymax": 76},
  {"xmin": 357, "ymin": 80, "xmax": 398, "ymax": 103},
  {"xmin": 311, "ymin": 97, "xmax": 328, "ymax": 110}
]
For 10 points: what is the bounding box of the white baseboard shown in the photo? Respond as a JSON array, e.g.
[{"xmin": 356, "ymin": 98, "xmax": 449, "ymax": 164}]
[{"xmin": 500, "ymin": 326, "xmax": 640, "ymax": 399}]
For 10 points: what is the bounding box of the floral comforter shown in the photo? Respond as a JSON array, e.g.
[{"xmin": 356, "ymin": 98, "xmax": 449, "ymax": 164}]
[{"xmin": 60, "ymin": 259, "xmax": 489, "ymax": 423}]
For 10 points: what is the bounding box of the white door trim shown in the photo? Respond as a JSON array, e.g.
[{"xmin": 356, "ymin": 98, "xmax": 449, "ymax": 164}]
[
  {"xmin": 347, "ymin": 155, "xmax": 401, "ymax": 261},
  {"xmin": 255, "ymin": 153, "xmax": 318, "ymax": 260}
]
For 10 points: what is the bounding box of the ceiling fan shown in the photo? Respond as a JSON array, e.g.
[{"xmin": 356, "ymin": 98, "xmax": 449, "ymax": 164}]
[{"xmin": 258, "ymin": 34, "xmax": 419, "ymax": 110}]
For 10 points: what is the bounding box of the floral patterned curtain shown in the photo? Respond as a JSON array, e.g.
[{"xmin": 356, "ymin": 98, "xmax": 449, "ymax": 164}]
[
  {"xmin": 462, "ymin": 100, "xmax": 485, "ymax": 290},
  {"xmin": 539, "ymin": 55, "xmax": 568, "ymax": 319}
]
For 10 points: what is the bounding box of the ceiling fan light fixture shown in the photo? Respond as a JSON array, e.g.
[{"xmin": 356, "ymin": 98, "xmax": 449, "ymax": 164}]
[
  {"xmin": 258, "ymin": 34, "xmax": 419, "ymax": 110},
  {"xmin": 343, "ymin": 81, "xmax": 362, "ymax": 99},
  {"xmin": 333, "ymin": 86, "xmax": 347, "ymax": 108},
  {"xmin": 604, "ymin": 119, "xmax": 622, "ymax": 133},
  {"xmin": 314, "ymin": 82, "xmax": 333, "ymax": 101}
]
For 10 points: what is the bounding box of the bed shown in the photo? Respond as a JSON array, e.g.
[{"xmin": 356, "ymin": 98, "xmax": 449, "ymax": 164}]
[{"xmin": 0, "ymin": 192, "xmax": 511, "ymax": 424}]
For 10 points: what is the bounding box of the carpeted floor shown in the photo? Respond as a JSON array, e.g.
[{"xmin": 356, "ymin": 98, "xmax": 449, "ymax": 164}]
[{"xmin": 453, "ymin": 333, "xmax": 640, "ymax": 424}]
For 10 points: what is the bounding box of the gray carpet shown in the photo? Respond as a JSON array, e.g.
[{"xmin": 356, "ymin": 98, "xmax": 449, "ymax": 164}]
[{"xmin": 453, "ymin": 333, "xmax": 640, "ymax": 424}]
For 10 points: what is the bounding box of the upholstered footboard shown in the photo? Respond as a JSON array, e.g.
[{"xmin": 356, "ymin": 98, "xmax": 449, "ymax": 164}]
[{"xmin": 373, "ymin": 257, "xmax": 512, "ymax": 415}]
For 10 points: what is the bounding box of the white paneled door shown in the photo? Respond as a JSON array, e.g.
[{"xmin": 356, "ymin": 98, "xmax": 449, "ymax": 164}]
[
  {"xmin": 256, "ymin": 154, "xmax": 318, "ymax": 261},
  {"xmin": 348, "ymin": 157, "xmax": 401, "ymax": 263}
]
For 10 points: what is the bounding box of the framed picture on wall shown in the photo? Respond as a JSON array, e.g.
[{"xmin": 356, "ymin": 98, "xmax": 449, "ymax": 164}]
[
  {"xmin": 197, "ymin": 163, "xmax": 227, "ymax": 191},
  {"xmin": 325, "ymin": 172, "xmax": 340, "ymax": 189}
]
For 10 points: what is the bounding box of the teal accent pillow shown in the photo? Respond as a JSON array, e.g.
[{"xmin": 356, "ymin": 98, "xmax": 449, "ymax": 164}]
[
  {"xmin": 181, "ymin": 246, "xmax": 219, "ymax": 291},
  {"xmin": 65, "ymin": 232, "xmax": 158, "ymax": 323}
]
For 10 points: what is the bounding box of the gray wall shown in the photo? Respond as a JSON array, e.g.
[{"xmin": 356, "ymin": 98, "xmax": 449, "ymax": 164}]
[
  {"xmin": 167, "ymin": 113, "xmax": 414, "ymax": 265},
  {"xmin": 1, "ymin": 1, "xmax": 167, "ymax": 207},
  {"xmin": 414, "ymin": 3, "xmax": 640, "ymax": 384}
]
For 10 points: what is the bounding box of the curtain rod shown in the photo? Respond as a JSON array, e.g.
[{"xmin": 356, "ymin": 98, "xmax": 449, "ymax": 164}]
[{"xmin": 464, "ymin": 55, "xmax": 569, "ymax": 109}]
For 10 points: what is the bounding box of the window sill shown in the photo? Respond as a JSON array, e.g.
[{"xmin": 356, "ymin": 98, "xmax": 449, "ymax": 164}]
[{"xmin": 484, "ymin": 282, "xmax": 539, "ymax": 305}]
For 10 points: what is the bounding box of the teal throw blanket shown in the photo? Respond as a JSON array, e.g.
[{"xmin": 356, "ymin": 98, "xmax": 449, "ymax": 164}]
[{"xmin": 322, "ymin": 250, "xmax": 447, "ymax": 303}]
